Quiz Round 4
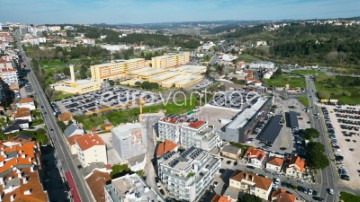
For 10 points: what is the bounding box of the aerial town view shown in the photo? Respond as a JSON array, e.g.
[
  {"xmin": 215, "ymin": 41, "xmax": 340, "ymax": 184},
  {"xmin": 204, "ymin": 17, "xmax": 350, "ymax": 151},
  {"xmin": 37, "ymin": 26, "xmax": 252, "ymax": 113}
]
[{"xmin": 1, "ymin": 0, "xmax": 360, "ymax": 202}]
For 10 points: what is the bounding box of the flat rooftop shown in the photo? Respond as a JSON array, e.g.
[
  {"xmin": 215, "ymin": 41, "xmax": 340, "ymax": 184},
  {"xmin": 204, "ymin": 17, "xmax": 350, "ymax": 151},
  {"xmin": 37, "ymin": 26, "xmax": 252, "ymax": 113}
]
[
  {"xmin": 256, "ymin": 115, "xmax": 283, "ymax": 144},
  {"xmin": 111, "ymin": 123, "xmax": 143, "ymax": 138},
  {"xmin": 227, "ymin": 97, "xmax": 269, "ymax": 130},
  {"xmin": 160, "ymin": 146, "xmax": 207, "ymax": 171}
]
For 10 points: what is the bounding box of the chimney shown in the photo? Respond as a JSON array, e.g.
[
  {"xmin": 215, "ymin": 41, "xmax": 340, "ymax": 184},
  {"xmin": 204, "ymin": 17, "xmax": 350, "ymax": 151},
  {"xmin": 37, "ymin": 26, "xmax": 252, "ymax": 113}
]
[
  {"xmin": 30, "ymin": 166, "xmax": 34, "ymax": 172},
  {"xmin": 24, "ymin": 189, "xmax": 31, "ymax": 195},
  {"xmin": 10, "ymin": 194, "xmax": 15, "ymax": 202},
  {"xmin": 70, "ymin": 65, "xmax": 75, "ymax": 82},
  {"xmin": 23, "ymin": 177, "xmax": 28, "ymax": 184},
  {"xmin": 0, "ymin": 177, "xmax": 3, "ymax": 185},
  {"xmin": 21, "ymin": 154, "xmax": 26, "ymax": 158}
]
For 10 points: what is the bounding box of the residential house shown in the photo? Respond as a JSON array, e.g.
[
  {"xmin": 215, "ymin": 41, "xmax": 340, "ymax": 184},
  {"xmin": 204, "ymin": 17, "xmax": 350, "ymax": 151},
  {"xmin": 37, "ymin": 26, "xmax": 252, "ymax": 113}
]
[
  {"xmin": 211, "ymin": 194, "xmax": 231, "ymax": 202},
  {"xmin": 229, "ymin": 170, "xmax": 273, "ymax": 201},
  {"xmin": 86, "ymin": 170, "xmax": 111, "ymax": 202},
  {"xmin": 66, "ymin": 134, "xmax": 83, "ymax": 155},
  {"xmin": 221, "ymin": 145, "xmax": 241, "ymax": 160},
  {"xmin": 244, "ymin": 147, "xmax": 267, "ymax": 168},
  {"xmin": 16, "ymin": 98, "xmax": 35, "ymax": 111},
  {"xmin": 271, "ymin": 189, "xmax": 304, "ymax": 202},
  {"xmin": 75, "ymin": 134, "xmax": 107, "ymax": 167},
  {"xmin": 266, "ymin": 156, "xmax": 284, "ymax": 173},
  {"xmin": 64, "ymin": 123, "xmax": 85, "ymax": 138},
  {"xmin": 0, "ymin": 140, "xmax": 48, "ymax": 201},
  {"xmin": 13, "ymin": 107, "xmax": 32, "ymax": 122},
  {"xmin": 285, "ymin": 155, "xmax": 305, "ymax": 178},
  {"xmin": 127, "ymin": 153, "xmax": 146, "ymax": 172}
]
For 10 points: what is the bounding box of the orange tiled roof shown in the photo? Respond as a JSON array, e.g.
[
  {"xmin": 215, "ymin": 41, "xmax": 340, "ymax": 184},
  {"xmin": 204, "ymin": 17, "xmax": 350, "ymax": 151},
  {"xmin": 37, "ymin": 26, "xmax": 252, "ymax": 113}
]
[
  {"xmin": 75, "ymin": 134, "xmax": 104, "ymax": 151},
  {"xmin": 188, "ymin": 120, "xmax": 206, "ymax": 129},
  {"xmin": 156, "ymin": 140, "xmax": 177, "ymax": 157},
  {"xmin": 161, "ymin": 117, "xmax": 177, "ymax": 124},
  {"xmin": 66, "ymin": 134, "xmax": 83, "ymax": 146},
  {"xmin": 267, "ymin": 156, "xmax": 284, "ymax": 167},
  {"xmin": 18, "ymin": 98, "xmax": 34, "ymax": 104},
  {"xmin": 231, "ymin": 170, "xmax": 272, "ymax": 190},
  {"xmin": 271, "ymin": 189, "xmax": 296, "ymax": 202},
  {"xmin": 0, "ymin": 142, "xmax": 36, "ymax": 173},
  {"xmin": 58, "ymin": 112, "xmax": 72, "ymax": 122},
  {"xmin": 244, "ymin": 147, "xmax": 266, "ymax": 162},
  {"xmin": 289, "ymin": 155, "xmax": 305, "ymax": 172},
  {"xmin": 86, "ymin": 171, "xmax": 111, "ymax": 202},
  {"xmin": 211, "ymin": 194, "xmax": 231, "ymax": 202}
]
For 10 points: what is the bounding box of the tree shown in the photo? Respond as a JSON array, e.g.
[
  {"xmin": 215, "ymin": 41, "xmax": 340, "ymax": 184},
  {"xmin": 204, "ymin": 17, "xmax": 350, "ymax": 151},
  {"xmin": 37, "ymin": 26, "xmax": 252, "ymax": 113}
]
[
  {"xmin": 57, "ymin": 121, "xmax": 67, "ymax": 131},
  {"xmin": 80, "ymin": 64, "xmax": 88, "ymax": 79},
  {"xmin": 238, "ymin": 193, "xmax": 262, "ymax": 202},
  {"xmin": 305, "ymin": 142, "xmax": 330, "ymax": 169},
  {"xmin": 302, "ymin": 128, "xmax": 320, "ymax": 139},
  {"xmin": 273, "ymin": 67, "xmax": 282, "ymax": 77}
]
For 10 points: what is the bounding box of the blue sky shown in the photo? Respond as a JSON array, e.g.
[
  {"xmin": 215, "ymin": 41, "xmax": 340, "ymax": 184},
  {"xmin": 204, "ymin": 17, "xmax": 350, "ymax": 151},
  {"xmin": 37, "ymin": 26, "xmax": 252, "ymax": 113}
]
[{"xmin": 1, "ymin": 0, "xmax": 359, "ymax": 24}]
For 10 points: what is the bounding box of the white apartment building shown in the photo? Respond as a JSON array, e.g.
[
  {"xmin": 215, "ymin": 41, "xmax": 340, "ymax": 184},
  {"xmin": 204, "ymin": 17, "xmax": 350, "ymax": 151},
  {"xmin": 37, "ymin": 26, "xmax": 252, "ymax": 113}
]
[
  {"xmin": 0, "ymin": 68, "xmax": 18, "ymax": 85},
  {"xmin": 249, "ymin": 61, "xmax": 275, "ymax": 69},
  {"xmin": 158, "ymin": 116, "xmax": 181, "ymax": 143},
  {"xmin": 180, "ymin": 120, "xmax": 219, "ymax": 151},
  {"xmin": 151, "ymin": 52, "xmax": 190, "ymax": 69},
  {"xmin": 75, "ymin": 134, "xmax": 107, "ymax": 167},
  {"xmin": 157, "ymin": 146, "xmax": 220, "ymax": 202}
]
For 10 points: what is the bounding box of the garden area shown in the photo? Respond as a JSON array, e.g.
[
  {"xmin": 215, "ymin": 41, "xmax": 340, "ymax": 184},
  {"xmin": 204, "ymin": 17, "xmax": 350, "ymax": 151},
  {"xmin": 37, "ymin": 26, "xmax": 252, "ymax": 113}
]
[
  {"xmin": 340, "ymin": 192, "xmax": 360, "ymax": 202},
  {"xmin": 315, "ymin": 75, "xmax": 360, "ymax": 104},
  {"xmin": 263, "ymin": 73, "xmax": 305, "ymax": 88}
]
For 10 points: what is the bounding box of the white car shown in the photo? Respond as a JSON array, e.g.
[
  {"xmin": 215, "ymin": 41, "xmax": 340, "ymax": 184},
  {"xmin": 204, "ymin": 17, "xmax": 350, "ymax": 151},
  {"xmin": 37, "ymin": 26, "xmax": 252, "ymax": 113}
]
[
  {"xmin": 328, "ymin": 188, "xmax": 334, "ymax": 195},
  {"xmin": 274, "ymin": 178, "xmax": 280, "ymax": 185},
  {"xmin": 308, "ymin": 189, "xmax": 313, "ymax": 195}
]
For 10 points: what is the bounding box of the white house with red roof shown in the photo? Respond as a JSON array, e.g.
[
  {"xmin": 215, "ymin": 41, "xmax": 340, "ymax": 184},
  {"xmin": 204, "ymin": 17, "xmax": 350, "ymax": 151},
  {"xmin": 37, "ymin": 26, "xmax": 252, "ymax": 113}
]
[
  {"xmin": 244, "ymin": 147, "xmax": 267, "ymax": 168},
  {"xmin": 75, "ymin": 134, "xmax": 107, "ymax": 167},
  {"xmin": 266, "ymin": 156, "xmax": 284, "ymax": 173},
  {"xmin": 285, "ymin": 155, "xmax": 305, "ymax": 178},
  {"xmin": 16, "ymin": 98, "xmax": 35, "ymax": 111}
]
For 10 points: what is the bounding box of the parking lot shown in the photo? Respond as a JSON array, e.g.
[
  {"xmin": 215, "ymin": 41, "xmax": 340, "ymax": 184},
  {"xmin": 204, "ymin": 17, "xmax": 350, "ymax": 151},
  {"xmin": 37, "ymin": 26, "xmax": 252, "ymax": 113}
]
[
  {"xmin": 247, "ymin": 97, "xmax": 311, "ymax": 156},
  {"xmin": 322, "ymin": 105, "xmax": 360, "ymax": 188},
  {"xmin": 191, "ymin": 79, "xmax": 213, "ymax": 90},
  {"xmin": 56, "ymin": 86, "xmax": 161, "ymax": 115}
]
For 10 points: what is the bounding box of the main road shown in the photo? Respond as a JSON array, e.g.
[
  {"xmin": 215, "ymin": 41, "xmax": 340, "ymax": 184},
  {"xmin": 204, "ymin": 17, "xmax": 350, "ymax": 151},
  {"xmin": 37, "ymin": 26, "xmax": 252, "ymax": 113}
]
[
  {"xmin": 305, "ymin": 75, "xmax": 337, "ymax": 202},
  {"xmin": 13, "ymin": 31, "xmax": 93, "ymax": 202}
]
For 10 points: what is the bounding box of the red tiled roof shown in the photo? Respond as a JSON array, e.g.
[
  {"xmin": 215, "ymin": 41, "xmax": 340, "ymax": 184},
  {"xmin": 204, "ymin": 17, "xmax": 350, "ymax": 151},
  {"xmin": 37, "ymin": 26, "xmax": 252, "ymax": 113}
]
[
  {"xmin": 271, "ymin": 189, "xmax": 296, "ymax": 202},
  {"xmin": 86, "ymin": 171, "xmax": 111, "ymax": 202},
  {"xmin": 161, "ymin": 117, "xmax": 177, "ymax": 124},
  {"xmin": 267, "ymin": 156, "xmax": 284, "ymax": 167},
  {"xmin": 188, "ymin": 120, "xmax": 206, "ymax": 129},
  {"xmin": 156, "ymin": 140, "xmax": 177, "ymax": 157},
  {"xmin": 244, "ymin": 147, "xmax": 266, "ymax": 162},
  {"xmin": 231, "ymin": 170, "xmax": 272, "ymax": 190},
  {"xmin": 66, "ymin": 134, "xmax": 83, "ymax": 146},
  {"xmin": 211, "ymin": 194, "xmax": 231, "ymax": 202},
  {"xmin": 18, "ymin": 98, "xmax": 34, "ymax": 104},
  {"xmin": 58, "ymin": 112, "xmax": 72, "ymax": 122},
  {"xmin": 75, "ymin": 134, "xmax": 104, "ymax": 151},
  {"xmin": 289, "ymin": 155, "xmax": 305, "ymax": 172}
]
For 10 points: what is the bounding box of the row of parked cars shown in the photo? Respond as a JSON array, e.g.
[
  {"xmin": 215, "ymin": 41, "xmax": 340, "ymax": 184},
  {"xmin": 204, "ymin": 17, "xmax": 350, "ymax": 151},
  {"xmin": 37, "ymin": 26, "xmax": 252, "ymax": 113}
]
[{"xmin": 322, "ymin": 106, "xmax": 351, "ymax": 181}]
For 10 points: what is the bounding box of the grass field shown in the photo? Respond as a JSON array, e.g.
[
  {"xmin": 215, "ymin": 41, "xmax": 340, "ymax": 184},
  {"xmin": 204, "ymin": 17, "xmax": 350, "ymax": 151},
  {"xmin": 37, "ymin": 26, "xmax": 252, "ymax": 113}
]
[
  {"xmin": 292, "ymin": 69, "xmax": 325, "ymax": 76},
  {"xmin": 340, "ymin": 192, "xmax": 360, "ymax": 202},
  {"xmin": 75, "ymin": 97, "xmax": 197, "ymax": 130},
  {"xmin": 263, "ymin": 73, "xmax": 305, "ymax": 88},
  {"xmin": 296, "ymin": 96, "xmax": 309, "ymax": 107},
  {"xmin": 315, "ymin": 75, "xmax": 360, "ymax": 105}
]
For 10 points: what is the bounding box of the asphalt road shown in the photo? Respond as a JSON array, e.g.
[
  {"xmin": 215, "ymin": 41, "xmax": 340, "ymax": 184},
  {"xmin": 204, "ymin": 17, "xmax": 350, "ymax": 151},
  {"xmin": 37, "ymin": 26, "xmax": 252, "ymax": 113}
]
[
  {"xmin": 305, "ymin": 75, "xmax": 337, "ymax": 202},
  {"xmin": 13, "ymin": 31, "xmax": 93, "ymax": 202}
]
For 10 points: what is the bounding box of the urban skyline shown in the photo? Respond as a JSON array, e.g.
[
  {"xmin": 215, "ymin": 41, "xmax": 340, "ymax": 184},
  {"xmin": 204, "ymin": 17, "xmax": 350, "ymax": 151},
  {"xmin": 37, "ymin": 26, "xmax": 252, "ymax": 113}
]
[{"xmin": 1, "ymin": 0, "xmax": 359, "ymax": 24}]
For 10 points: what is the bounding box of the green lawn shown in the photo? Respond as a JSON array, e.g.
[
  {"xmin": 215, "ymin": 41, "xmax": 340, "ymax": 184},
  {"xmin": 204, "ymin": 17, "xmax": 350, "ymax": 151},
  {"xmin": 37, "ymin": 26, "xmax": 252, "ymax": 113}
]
[
  {"xmin": 262, "ymin": 74, "xmax": 305, "ymax": 88},
  {"xmin": 340, "ymin": 192, "xmax": 360, "ymax": 202},
  {"xmin": 75, "ymin": 97, "xmax": 197, "ymax": 130},
  {"xmin": 296, "ymin": 96, "xmax": 309, "ymax": 107},
  {"xmin": 315, "ymin": 75, "xmax": 360, "ymax": 104},
  {"xmin": 292, "ymin": 69, "xmax": 325, "ymax": 76}
]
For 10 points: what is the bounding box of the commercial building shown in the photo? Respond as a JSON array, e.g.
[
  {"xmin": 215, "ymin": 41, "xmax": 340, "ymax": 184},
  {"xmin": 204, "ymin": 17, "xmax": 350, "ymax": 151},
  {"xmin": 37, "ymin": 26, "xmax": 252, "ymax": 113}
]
[
  {"xmin": 220, "ymin": 97, "xmax": 272, "ymax": 143},
  {"xmin": 75, "ymin": 134, "xmax": 107, "ymax": 167},
  {"xmin": 151, "ymin": 52, "xmax": 190, "ymax": 68},
  {"xmin": 157, "ymin": 146, "xmax": 220, "ymax": 201},
  {"xmin": 111, "ymin": 123, "xmax": 146, "ymax": 160},
  {"xmin": 91, "ymin": 59, "xmax": 145, "ymax": 81},
  {"xmin": 52, "ymin": 65, "xmax": 103, "ymax": 94},
  {"xmin": 104, "ymin": 173, "xmax": 163, "ymax": 202},
  {"xmin": 256, "ymin": 115, "xmax": 283, "ymax": 144},
  {"xmin": 229, "ymin": 170, "xmax": 273, "ymax": 201},
  {"xmin": 0, "ymin": 139, "xmax": 48, "ymax": 201}
]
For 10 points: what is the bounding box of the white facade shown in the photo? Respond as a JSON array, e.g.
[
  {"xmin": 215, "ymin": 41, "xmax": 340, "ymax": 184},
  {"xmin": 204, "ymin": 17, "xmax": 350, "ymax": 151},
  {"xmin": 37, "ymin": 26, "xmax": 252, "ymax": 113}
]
[
  {"xmin": 157, "ymin": 147, "xmax": 220, "ymax": 202},
  {"xmin": 0, "ymin": 68, "xmax": 18, "ymax": 85},
  {"xmin": 158, "ymin": 119, "xmax": 180, "ymax": 143},
  {"xmin": 249, "ymin": 61, "xmax": 275, "ymax": 69},
  {"xmin": 16, "ymin": 101, "xmax": 35, "ymax": 111},
  {"xmin": 180, "ymin": 121, "xmax": 219, "ymax": 151},
  {"xmin": 266, "ymin": 163, "xmax": 282, "ymax": 173},
  {"xmin": 75, "ymin": 137, "xmax": 107, "ymax": 167}
]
